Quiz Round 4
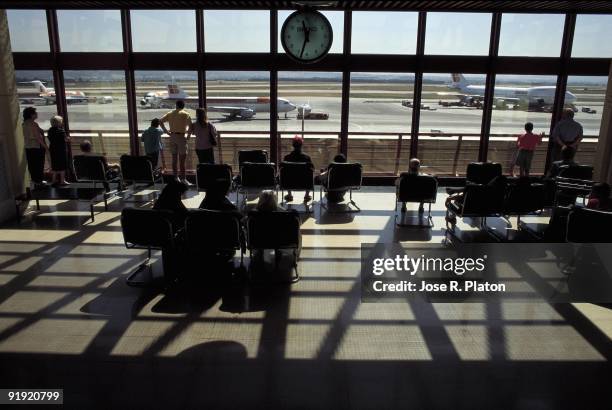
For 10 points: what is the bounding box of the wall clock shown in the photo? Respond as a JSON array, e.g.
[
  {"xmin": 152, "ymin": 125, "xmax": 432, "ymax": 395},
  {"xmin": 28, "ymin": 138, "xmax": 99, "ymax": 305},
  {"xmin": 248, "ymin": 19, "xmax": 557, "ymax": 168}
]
[{"xmin": 280, "ymin": 10, "xmax": 333, "ymax": 63}]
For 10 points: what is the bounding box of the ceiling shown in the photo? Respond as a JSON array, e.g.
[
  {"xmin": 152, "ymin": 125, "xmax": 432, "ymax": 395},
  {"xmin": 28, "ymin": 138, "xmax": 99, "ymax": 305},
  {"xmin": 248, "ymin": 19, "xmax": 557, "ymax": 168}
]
[{"xmin": 3, "ymin": 0, "xmax": 612, "ymax": 13}]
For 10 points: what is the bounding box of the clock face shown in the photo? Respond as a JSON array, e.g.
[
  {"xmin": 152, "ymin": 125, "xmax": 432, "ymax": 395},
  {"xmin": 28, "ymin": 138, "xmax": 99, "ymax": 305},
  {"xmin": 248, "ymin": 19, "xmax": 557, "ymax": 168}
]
[{"xmin": 281, "ymin": 10, "xmax": 333, "ymax": 63}]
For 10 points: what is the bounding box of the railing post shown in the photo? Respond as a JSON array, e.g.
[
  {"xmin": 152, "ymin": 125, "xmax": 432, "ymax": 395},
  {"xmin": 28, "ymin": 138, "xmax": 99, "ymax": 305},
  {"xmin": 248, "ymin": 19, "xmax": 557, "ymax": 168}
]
[
  {"xmin": 217, "ymin": 131, "xmax": 223, "ymax": 164},
  {"xmin": 452, "ymin": 135, "xmax": 463, "ymax": 176},
  {"xmin": 394, "ymin": 134, "xmax": 403, "ymax": 175}
]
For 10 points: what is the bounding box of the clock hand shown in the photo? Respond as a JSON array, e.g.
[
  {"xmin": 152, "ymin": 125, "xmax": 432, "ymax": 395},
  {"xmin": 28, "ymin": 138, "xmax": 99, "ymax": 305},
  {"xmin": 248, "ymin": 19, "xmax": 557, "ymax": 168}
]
[
  {"xmin": 300, "ymin": 38, "xmax": 307, "ymax": 58},
  {"xmin": 302, "ymin": 20, "xmax": 310, "ymax": 42}
]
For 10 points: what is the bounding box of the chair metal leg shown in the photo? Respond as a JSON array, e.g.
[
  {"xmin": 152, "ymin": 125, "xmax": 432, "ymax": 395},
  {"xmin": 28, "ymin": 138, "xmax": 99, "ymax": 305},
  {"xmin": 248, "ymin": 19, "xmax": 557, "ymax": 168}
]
[
  {"xmin": 126, "ymin": 248, "xmax": 156, "ymax": 287},
  {"xmin": 291, "ymin": 248, "xmax": 300, "ymax": 283}
]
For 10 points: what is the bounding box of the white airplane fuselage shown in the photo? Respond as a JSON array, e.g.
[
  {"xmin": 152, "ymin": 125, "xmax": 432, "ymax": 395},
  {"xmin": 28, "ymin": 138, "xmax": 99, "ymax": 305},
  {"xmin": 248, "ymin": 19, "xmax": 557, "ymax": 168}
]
[
  {"xmin": 460, "ymin": 84, "xmax": 576, "ymax": 106},
  {"xmin": 141, "ymin": 90, "xmax": 296, "ymax": 118}
]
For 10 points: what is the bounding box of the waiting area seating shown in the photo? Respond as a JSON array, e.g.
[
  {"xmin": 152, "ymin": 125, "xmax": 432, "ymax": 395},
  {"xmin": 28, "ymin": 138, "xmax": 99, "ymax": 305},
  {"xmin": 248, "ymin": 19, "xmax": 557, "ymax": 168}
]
[
  {"xmin": 120, "ymin": 204, "xmax": 301, "ymax": 285},
  {"xmin": 320, "ymin": 162, "xmax": 363, "ymax": 212},
  {"xmin": 73, "ymin": 154, "xmax": 122, "ymax": 210},
  {"xmin": 121, "ymin": 207, "xmax": 176, "ymax": 287},
  {"xmin": 279, "ymin": 161, "xmax": 315, "ymax": 211},
  {"xmin": 395, "ymin": 174, "xmax": 438, "ymax": 227},
  {"xmin": 120, "ymin": 154, "xmax": 163, "ymax": 202}
]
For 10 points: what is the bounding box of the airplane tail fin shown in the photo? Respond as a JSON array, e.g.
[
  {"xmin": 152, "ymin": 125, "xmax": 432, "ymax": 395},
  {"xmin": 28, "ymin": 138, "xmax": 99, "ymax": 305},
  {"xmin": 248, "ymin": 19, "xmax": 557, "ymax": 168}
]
[
  {"xmin": 31, "ymin": 80, "xmax": 48, "ymax": 93},
  {"xmin": 450, "ymin": 73, "xmax": 468, "ymax": 90},
  {"xmin": 167, "ymin": 84, "xmax": 189, "ymax": 99}
]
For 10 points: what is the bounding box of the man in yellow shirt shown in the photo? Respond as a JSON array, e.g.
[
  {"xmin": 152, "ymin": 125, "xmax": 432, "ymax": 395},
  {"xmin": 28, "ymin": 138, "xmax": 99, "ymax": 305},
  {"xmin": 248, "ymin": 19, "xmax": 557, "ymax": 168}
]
[{"xmin": 160, "ymin": 100, "xmax": 192, "ymax": 183}]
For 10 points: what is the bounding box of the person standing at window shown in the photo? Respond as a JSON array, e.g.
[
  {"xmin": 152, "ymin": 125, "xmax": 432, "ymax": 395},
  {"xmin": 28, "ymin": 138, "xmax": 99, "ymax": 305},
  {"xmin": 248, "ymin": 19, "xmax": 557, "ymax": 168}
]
[
  {"xmin": 141, "ymin": 118, "xmax": 165, "ymax": 169},
  {"xmin": 188, "ymin": 108, "xmax": 217, "ymax": 164},
  {"xmin": 22, "ymin": 107, "xmax": 49, "ymax": 187},
  {"xmin": 47, "ymin": 115, "xmax": 70, "ymax": 186},
  {"xmin": 160, "ymin": 100, "xmax": 192, "ymax": 184},
  {"xmin": 550, "ymin": 108, "xmax": 583, "ymax": 165}
]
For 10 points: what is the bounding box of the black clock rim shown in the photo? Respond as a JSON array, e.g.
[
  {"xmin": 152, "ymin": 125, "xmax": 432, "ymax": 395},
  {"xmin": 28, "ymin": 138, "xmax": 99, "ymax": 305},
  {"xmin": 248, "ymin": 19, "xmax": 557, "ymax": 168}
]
[{"xmin": 280, "ymin": 9, "xmax": 334, "ymax": 64}]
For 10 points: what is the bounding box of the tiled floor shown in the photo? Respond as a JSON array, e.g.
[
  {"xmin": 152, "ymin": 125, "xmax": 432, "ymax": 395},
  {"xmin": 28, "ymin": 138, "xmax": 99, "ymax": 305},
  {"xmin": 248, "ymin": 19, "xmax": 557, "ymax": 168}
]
[{"xmin": 0, "ymin": 187, "xmax": 611, "ymax": 409}]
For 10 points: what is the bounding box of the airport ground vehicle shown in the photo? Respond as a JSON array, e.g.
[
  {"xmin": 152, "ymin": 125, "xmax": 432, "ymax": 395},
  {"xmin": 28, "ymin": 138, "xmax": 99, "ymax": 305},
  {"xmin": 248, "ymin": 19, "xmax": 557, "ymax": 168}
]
[{"xmin": 297, "ymin": 111, "xmax": 329, "ymax": 120}]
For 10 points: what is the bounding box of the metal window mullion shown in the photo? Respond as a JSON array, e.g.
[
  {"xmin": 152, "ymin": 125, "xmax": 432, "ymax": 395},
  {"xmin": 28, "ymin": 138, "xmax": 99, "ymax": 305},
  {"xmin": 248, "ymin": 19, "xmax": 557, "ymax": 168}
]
[
  {"xmin": 478, "ymin": 12, "xmax": 501, "ymax": 162},
  {"xmin": 270, "ymin": 9, "xmax": 278, "ymax": 165},
  {"xmin": 340, "ymin": 10, "xmax": 351, "ymax": 156},
  {"xmin": 545, "ymin": 13, "xmax": 576, "ymax": 171},
  {"xmin": 46, "ymin": 9, "xmax": 68, "ymax": 131},
  {"xmin": 410, "ymin": 11, "xmax": 426, "ymax": 158}
]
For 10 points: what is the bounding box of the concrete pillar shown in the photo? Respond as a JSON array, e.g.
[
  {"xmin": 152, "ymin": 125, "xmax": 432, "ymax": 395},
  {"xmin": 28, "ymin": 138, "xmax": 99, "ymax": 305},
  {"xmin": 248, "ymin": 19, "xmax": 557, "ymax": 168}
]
[
  {"xmin": 0, "ymin": 10, "xmax": 26, "ymax": 223},
  {"xmin": 594, "ymin": 61, "xmax": 612, "ymax": 184}
]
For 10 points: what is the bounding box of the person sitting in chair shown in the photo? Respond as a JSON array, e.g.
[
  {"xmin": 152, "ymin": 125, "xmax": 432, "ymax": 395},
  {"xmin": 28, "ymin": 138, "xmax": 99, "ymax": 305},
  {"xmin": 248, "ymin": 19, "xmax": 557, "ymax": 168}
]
[
  {"xmin": 283, "ymin": 135, "xmax": 314, "ymax": 203},
  {"xmin": 153, "ymin": 178, "xmax": 189, "ymax": 230},
  {"xmin": 79, "ymin": 140, "xmax": 124, "ymax": 192},
  {"xmin": 319, "ymin": 153, "xmax": 348, "ymax": 204},
  {"xmin": 547, "ymin": 146, "xmax": 577, "ymax": 178},
  {"xmin": 587, "ymin": 182, "xmax": 611, "ymax": 211},
  {"xmin": 199, "ymin": 178, "xmax": 237, "ymax": 212},
  {"xmin": 256, "ymin": 190, "xmax": 286, "ymax": 212},
  {"xmin": 397, "ymin": 158, "xmax": 425, "ymax": 214},
  {"xmin": 445, "ymin": 175, "xmax": 507, "ymax": 226}
]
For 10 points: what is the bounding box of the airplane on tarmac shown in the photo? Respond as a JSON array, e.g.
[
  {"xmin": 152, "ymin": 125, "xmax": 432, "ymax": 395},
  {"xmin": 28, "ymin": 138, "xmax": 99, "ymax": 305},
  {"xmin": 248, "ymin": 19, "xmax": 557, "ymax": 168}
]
[
  {"xmin": 18, "ymin": 80, "xmax": 88, "ymax": 105},
  {"xmin": 443, "ymin": 73, "xmax": 577, "ymax": 112},
  {"xmin": 140, "ymin": 84, "xmax": 298, "ymax": 119}
]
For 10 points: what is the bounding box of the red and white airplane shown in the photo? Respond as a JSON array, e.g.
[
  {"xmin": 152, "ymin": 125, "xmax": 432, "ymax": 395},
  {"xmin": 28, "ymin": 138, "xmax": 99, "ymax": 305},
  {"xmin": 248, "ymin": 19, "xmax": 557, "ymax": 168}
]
[
  {"xmin": 140, "ymin": 84, "xmax": 297, "ymax": 119},
  {"xmin": 19, "ymin": 80, "xmax": 88, "ymax": 105}
]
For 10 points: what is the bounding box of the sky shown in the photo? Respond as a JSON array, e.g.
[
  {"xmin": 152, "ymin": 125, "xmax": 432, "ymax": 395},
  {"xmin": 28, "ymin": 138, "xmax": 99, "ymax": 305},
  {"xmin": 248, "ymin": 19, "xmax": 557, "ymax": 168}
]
[
  {"xmin": 7, "ymin": 9, "xmax": 612, "ymax": 57},
  {"xmin": 6, "ymin": 9, "xmax": 612, "ymax": 84}
]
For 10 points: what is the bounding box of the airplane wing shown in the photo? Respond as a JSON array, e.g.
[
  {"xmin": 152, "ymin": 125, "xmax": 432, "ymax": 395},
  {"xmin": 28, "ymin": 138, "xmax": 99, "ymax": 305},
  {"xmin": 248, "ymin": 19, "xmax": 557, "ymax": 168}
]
[
  {"xmin": 66, "ymin": 95, "xmax": 88, "ymax": 103},
  {"xmin": 208, "ymin": 105, "xmax": 255, "ymax": 118},
  {"xmin": 207, "ymin": 106, "xmax": 250, "ymax": 116}
]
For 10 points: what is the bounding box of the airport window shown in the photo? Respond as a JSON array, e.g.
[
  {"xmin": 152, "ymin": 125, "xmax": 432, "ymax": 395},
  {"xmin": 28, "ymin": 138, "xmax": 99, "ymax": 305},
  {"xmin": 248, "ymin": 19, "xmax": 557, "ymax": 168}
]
[
  {"xmin": 418, "ymin": 73, "xmax": 485, "ymax": 176},
  {"xmin": 64, "ymin": 70, "xmax": 128, "ymax": 165},
  {"xmin": 204, "ymin": 10, "xmax": 269, "ymax": 52},
  {"xmin": 571, "ymin": 15, "xmax": 612, "ymax": 58},
  {"xmin": 498, "ymin": 13, "xmax": 565, "ymax": 57},
  {"xmin": 489, "ymin": 75, "xmax": 558, "ymax": 175},
  {"xmin": 14, "ymin": 70, "xmax": 57, "ymax": 129},
  {"xmin": 57, "ymin": 10, "xmax": 123, "ymax": 52},
  {"xmin": 6, "ymin": 10, "xmax": 50, "ymax": 52},
  {"xmin": 135, "ymin": 70, "xmax": 198, "ymax": 168},
  {"xmin": 351, "ymin": 12, "xmax": 418, "ymax": 54},
  {"xmin": 278, "ymin": 10, "xmax": 344, "ymax": 54},
  {"xmin": 424, "ymin": 12, "xmax": 491, "ymax": 55},
  {"xmin": 348, "ymin": 72, "xmax": 414, "ymax": 173},
  {"xmin": 278, "ymin": 71, "xmax": 342, "ymax": 170},
  {"xmin": 566, "ymin": 75, "xmax": 608, "ymax": 166},
  {"xmin": 131, "ymin": 10, "xmax": 197, "ymax": 52},
  {"xmin": 206, "ymin": 71, "xmax": 270, "ymax": 169}
]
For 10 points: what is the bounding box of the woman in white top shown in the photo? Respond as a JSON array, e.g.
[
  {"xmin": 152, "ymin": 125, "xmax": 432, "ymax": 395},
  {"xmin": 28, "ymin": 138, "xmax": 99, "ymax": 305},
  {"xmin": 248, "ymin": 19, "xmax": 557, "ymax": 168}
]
[
  {"xmin": 22, "ymin": 107, "xmax": 49, "ymax": 185},
  {"xmin": 188, "ymin": 108, "xmax": 218, "ymax": 164}
]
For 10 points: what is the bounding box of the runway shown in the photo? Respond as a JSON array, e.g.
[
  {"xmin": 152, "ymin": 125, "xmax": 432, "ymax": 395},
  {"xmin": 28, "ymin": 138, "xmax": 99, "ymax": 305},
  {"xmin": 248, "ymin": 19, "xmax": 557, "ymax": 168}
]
[{"xmin": 20, "ymin": 82, "xmax": 605, "ymax": 137}]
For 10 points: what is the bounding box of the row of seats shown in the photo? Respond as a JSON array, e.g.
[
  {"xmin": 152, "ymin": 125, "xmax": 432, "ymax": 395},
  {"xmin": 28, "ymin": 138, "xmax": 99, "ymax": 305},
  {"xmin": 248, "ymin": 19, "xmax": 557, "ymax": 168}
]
[{"xmin": 121, "ymin": 207, "xmax": 302, "ymax": 286}]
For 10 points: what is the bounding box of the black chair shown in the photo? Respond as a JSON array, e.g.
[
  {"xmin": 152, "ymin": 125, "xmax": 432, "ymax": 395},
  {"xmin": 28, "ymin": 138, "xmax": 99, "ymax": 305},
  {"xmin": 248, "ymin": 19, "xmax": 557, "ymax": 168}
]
[
  {"xmin": 395, "ymin": 174, "xmax": 438, "ymax": 227},
  {"xmin": 238, "ymin": 149, "xmax": 268, "ymax": 166},
  {"xmin": 503, "ymin": 181, "xmax": 546, "ymax": 238},
  {"xmin": 73, "ymin": 155, "xmax": 120, "ymax": 211},
  {"xmin": 120, "ymin": 155, "xmax": 163, "ymax": 202},
  {"xmin": 466, "ymin": 162, "xmax": 503, "ymax": 185},
  {"xmin": 247, "ymin": 210, "xmax": 301, "ymax": 282},
  {"xmin": 446, "ymin": 183, "xmax": 506, "ymax": 241},
  {"xmin": 196, "ymin": 163, "xmax": 233, "ymax": 192},
  {"xmin": 320, "ymin": 162, "xmax": 363, "ymax": 212},
  {"xmin": 237, "ymin": 162, "xmax": 277, "ymax": 207},
  {"xmin": 555, "ymin": 165, "xmax": 594, "ymax": 206},
  {"xmin": 121, "ymin": 207, "xmax": 175, "ymax": 287},
  {"xmin": 184, "ymin": 209, "xmax": 245, "ymax": 266},
  {"xmin": 279, "ymin": 161, "xmax": 315, "ymax": 211},
  {"xmin": 567, "ymin": 207, "xmax": 612, "ymax": 243}
]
